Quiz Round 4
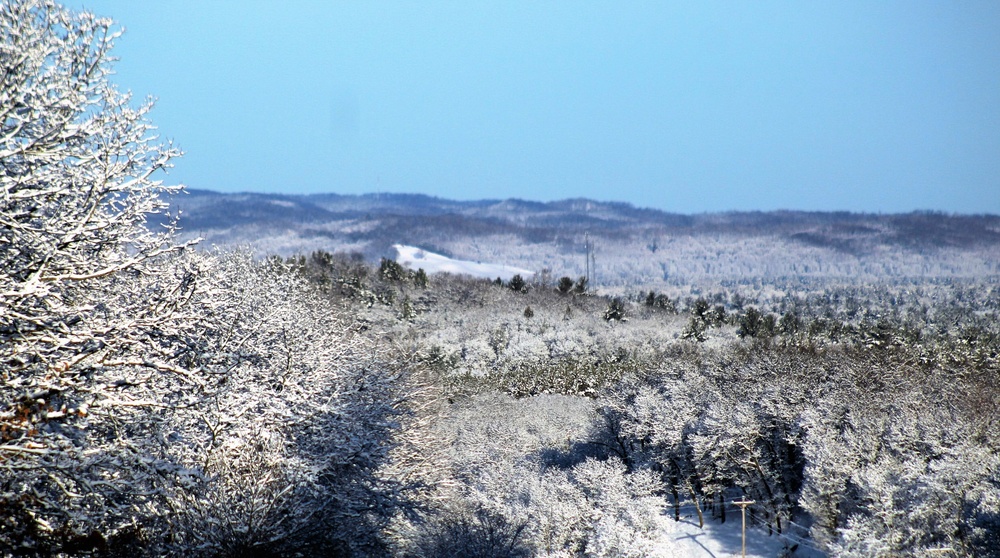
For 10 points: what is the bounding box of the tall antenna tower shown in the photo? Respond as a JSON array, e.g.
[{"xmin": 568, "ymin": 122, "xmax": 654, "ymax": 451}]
[
  {"xmin": 583, "ymin": 232, "xmax": 596, "ymax": 287},
  {"xmin": 590, "ymin": 239, "xmax": 596, "ymax": 286}
]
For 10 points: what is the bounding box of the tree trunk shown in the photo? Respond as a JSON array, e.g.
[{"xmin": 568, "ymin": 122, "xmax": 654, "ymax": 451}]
[
  {"xmin": 671, "ymin": 479, "xmax": 681, "ymax": 521},
  {"xmin": 687, "ymin": 482, "xmax": 704, "ymax": 528}
]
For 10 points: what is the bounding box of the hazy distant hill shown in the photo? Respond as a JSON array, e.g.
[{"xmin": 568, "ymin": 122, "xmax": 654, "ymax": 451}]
[{"xmin": 163, "ymin": 189, "xmax": 1000, "ymax": 289}]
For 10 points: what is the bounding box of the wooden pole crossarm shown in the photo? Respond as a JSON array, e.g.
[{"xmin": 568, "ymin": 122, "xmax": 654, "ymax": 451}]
[{"xmin": 732, "ymin": 499, "xmax": 756, "ymax": 558}]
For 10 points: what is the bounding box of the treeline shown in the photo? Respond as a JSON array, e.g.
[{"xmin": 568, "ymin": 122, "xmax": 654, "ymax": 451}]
[
  {"xmin": 173, "ymin": 190, "xmax": 1000, "ymax": 254},
  {"xmin": 296, "ymin": 246, "xmax": 999, "ymax": 393}
]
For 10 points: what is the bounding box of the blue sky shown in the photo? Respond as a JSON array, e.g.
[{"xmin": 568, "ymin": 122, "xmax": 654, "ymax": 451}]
[{"xmin": 73, "ymin": 1, "xmax": 1000, "ymax": 214}]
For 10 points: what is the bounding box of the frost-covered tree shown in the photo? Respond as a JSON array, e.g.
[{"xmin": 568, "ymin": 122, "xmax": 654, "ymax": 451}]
[
  {"xmin": 0, "ymin": 3, "xmax": 413, "ymax": 554},
  {"xmin": 1, "ymin": 0, "xmax": 190, "ymax": 550},
  {"xmin": 0, "ymin": 0, "xmax": 185, "ymax": 307},
  {"xmin": 414, "ymin": 393, "xmax": 665, "ymax": 557},
  {"xmin": 603, "ymin": 296, "xmax": 627, "ymax": 322},
  {"xmin": 0, "ymin": 0, "xmax": 189, "ymax": 383},
  {"xmin": 799, "ymin": 379, "xmax": 1000, "ymax": 558},
  {"xmin": 156, "ymin": 253, "xmax": 412, "ymax": 556}
]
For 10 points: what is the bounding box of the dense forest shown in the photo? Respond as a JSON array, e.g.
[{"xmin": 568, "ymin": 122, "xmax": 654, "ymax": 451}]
[
  {"xmin": 284, "ymin": 252, "xmax": 1000, "ymax": 557},
  {"xmin": 3, "ymin": 2, "xmax": 999, "ymax": 557}
]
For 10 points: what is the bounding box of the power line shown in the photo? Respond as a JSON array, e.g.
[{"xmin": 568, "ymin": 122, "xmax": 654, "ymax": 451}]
[{"xmin": 745, "ymin": 513, "xmax": 825, "ymax": 554}]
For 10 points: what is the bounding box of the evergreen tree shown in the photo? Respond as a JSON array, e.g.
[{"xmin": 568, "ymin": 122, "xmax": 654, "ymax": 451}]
[
  {"xmin": 557, "ymin": 276, "xmax": 575, "ymax": 294},
  {"xmin": 509, "ymin": 274, "xmax": 528, "ymax": 293}
]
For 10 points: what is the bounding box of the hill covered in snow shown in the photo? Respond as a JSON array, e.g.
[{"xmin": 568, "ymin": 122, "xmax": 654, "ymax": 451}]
[
  {"xmin": 393, "ymin": 244, "xmax": 534, "ymax": 281},
  {"xmin": 164, "ymin": 189, "xmax": 1000, "ymax": 289}
]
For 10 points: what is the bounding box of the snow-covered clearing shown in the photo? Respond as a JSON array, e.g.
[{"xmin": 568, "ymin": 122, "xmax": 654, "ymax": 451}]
[
  {"xmin": 652, "ymin": 511, "xmax": 825, "ymax": 557},
  {"xmin": 394, "ymin": 244, "xmax": 534, "ymax": 281}
]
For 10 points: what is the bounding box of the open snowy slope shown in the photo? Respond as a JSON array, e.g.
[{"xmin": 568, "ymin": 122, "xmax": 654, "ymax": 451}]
[{"xmin": 393, "ymin": 244, "xmax": 534, "ymax": 281}]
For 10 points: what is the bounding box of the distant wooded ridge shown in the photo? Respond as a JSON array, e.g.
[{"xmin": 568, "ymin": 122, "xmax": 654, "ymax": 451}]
[
  {"xmin": 173, "ymin": 188, "xmax": 998, "ymax": 220},
  {"xmin": 162, "ymin": 189, "xmax": 1000, "ymax": 286}
]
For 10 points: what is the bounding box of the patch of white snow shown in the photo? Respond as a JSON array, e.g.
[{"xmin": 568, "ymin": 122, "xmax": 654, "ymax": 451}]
[
  {"xmin": 650, "ymin": 510, "xmax": 826, "ymax": 558},
  {"xmin": 393, "ymin": 244, "xmax": 534, "ymax": 281}
]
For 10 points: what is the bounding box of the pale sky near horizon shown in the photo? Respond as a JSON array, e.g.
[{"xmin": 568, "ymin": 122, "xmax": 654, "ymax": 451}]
[{"xmin": 71, "ymin": 1, "xmax": 1000, "ymax": 214}]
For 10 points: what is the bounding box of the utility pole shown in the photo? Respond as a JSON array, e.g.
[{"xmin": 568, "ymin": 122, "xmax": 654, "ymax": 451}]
[
  {"xmin": 584, "ymin": 232, "xmax": 591, "ymax": 286},
  {"xmin": 733, "ymin": 498, "xmax": 755, "ymax": 558},
  {"xmin": 590, "ymin": 242, "xmax": 596, "ymax": 286}
]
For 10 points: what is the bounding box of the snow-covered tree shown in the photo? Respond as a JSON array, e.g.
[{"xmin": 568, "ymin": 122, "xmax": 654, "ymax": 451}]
[
  {"xmin": 1, "ymin": 0, "xmax": 191, "ymax": 550},
  {"xmin": 0, "ymin": 0, "xmax": 185, "ymax": 310},
  {"xmin": 0, "ymin": 3, "xmax": 413, "ymax": 554},
  {"xmin": 154, "ymin": 253, "xmax": 412, "ymax": 556}
]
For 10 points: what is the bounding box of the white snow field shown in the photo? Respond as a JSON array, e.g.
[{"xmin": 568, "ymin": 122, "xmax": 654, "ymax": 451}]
[
  {"xmin": 651, "ymin": 511, "xmax": 826, "ymax": 557},
  {"xmin": 394, "ymin": 244, "xmax": 535, "ymax": 281}
]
